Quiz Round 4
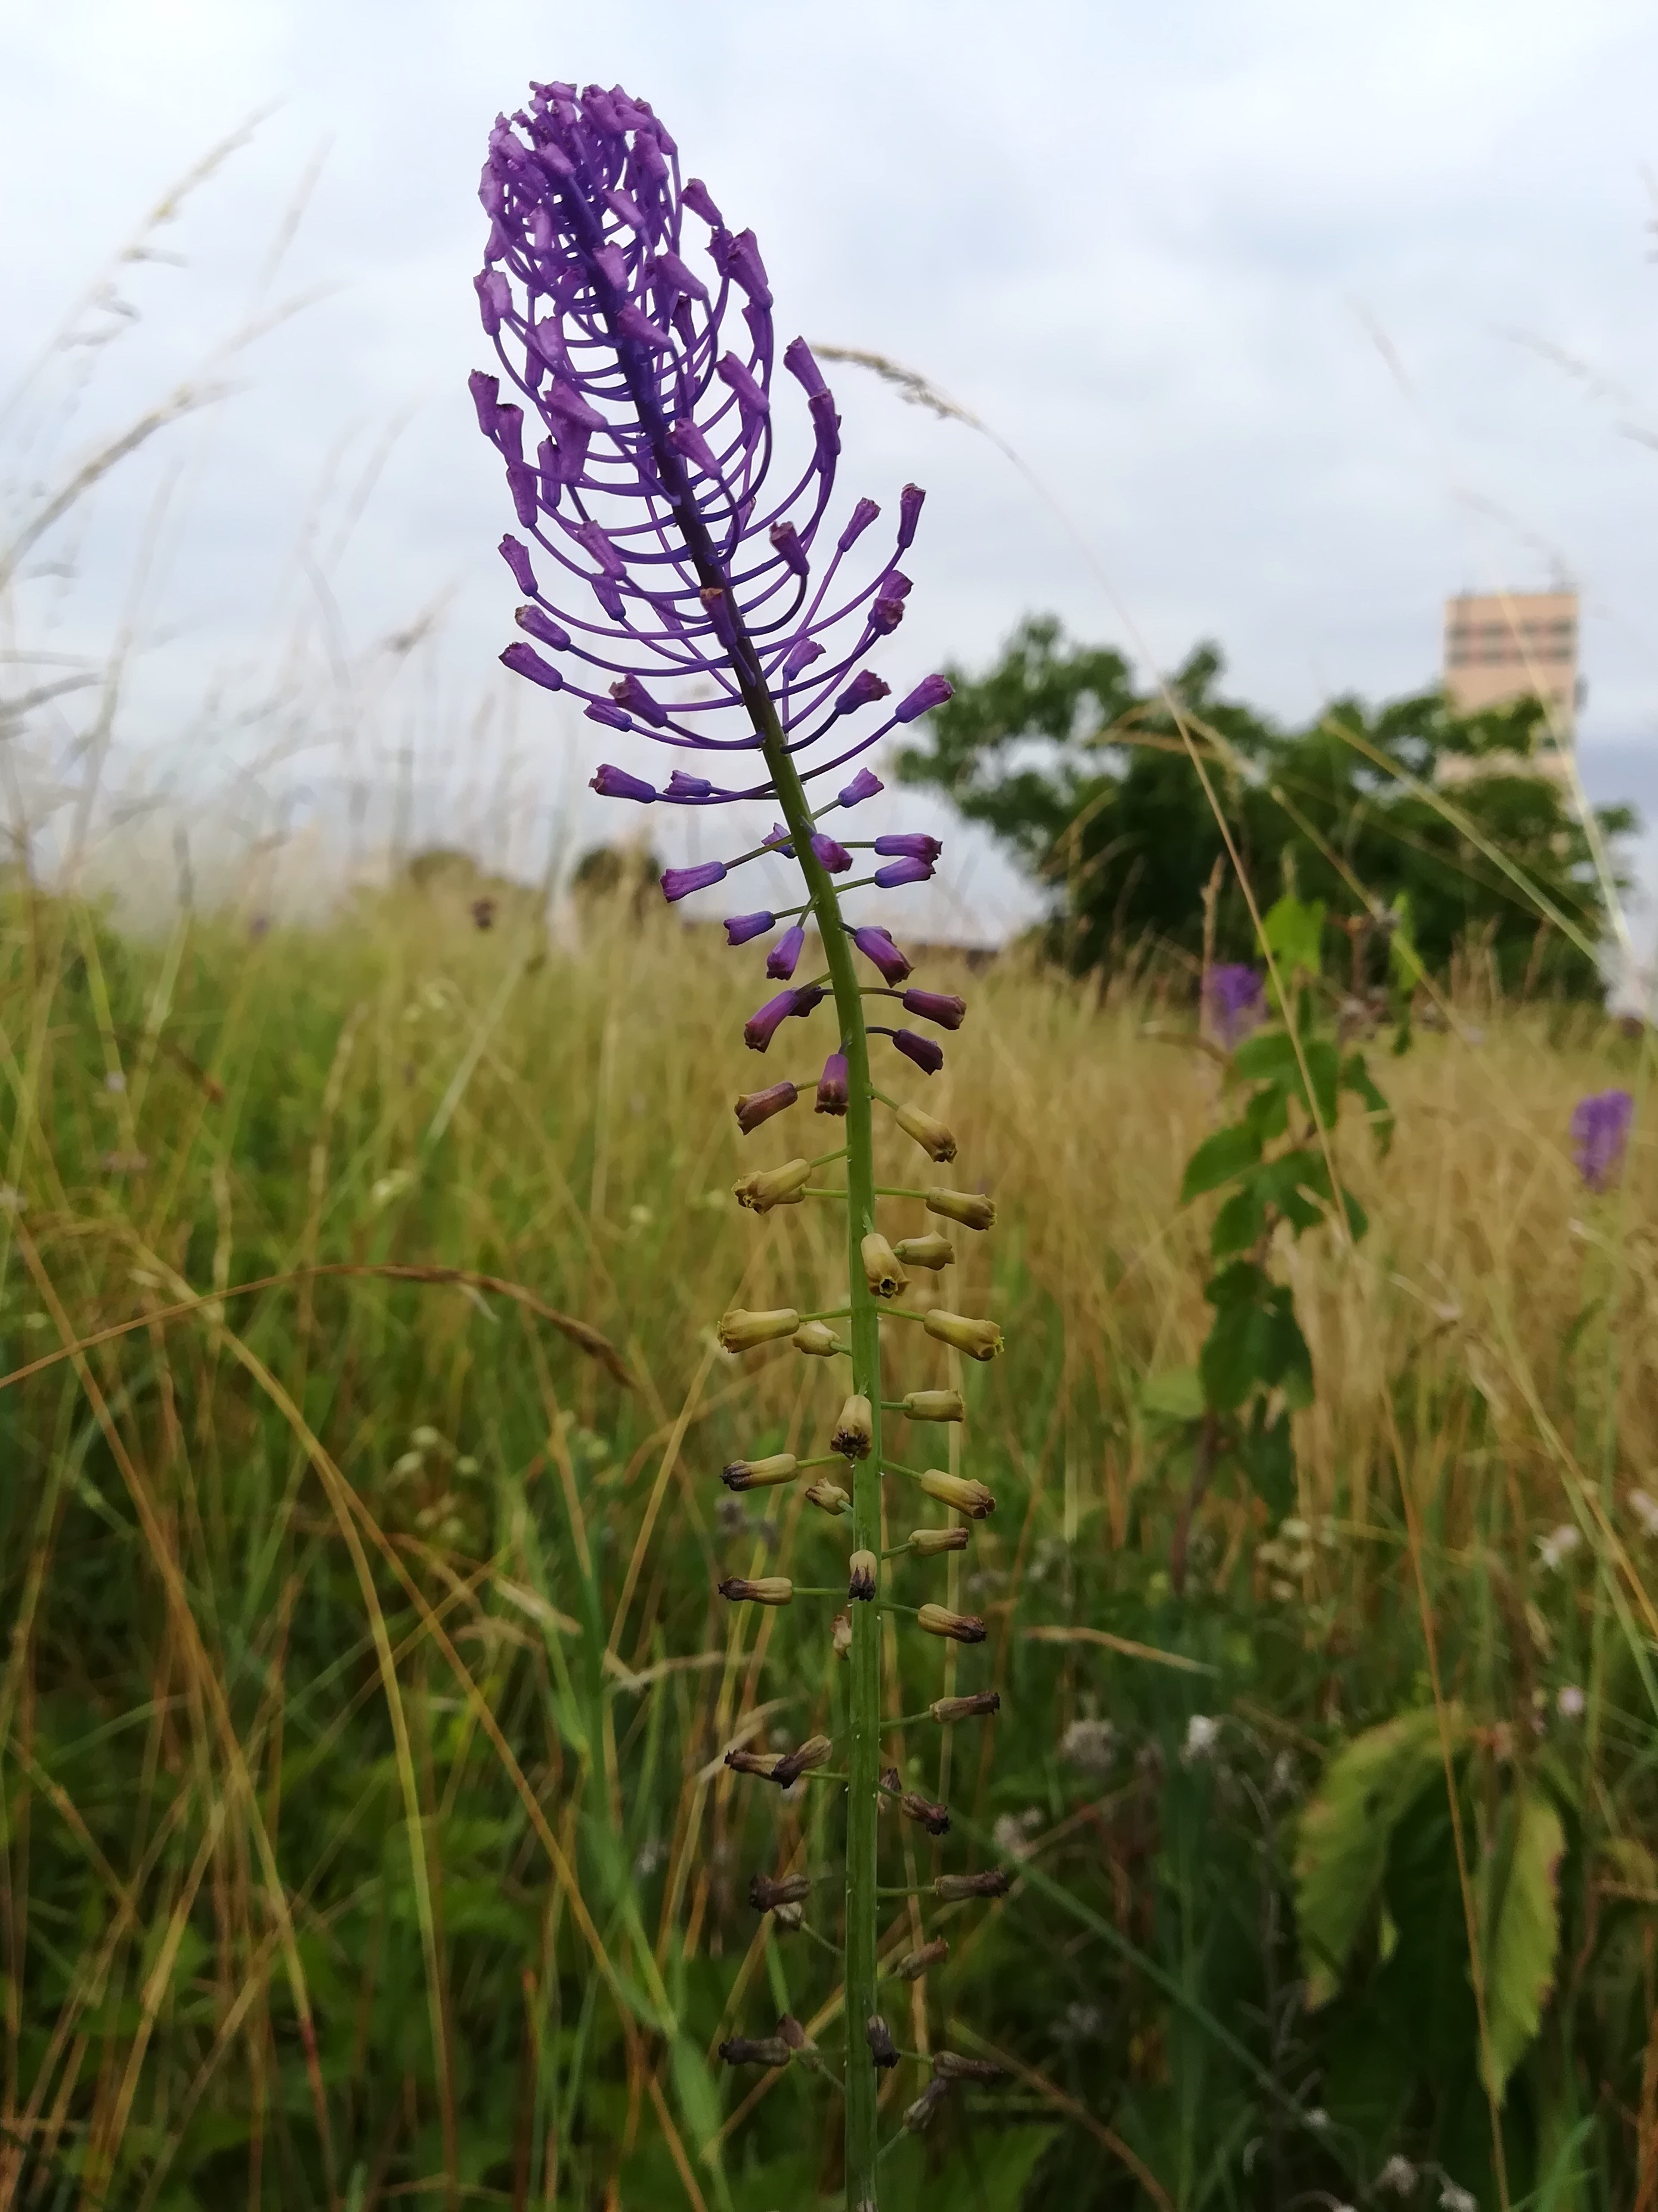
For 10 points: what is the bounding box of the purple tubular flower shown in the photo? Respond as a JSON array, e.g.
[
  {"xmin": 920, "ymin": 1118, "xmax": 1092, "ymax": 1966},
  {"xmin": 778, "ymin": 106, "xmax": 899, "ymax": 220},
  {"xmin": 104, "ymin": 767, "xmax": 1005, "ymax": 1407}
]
[
  {"xmin": 735, "ymin": 1080, "xmax": 797, "ymax": 1135},
  {"xmin": 516, "ymin": 605, "xmax": 572, "ymax": 651},
  {"xmin": 499, "ymin": 535, "xmax": 539, "ymax": 595},
  {"xmin": 850, "ymin": 926, "xmax": 912, "ymax": 986},
  {"xmin": 836, "ymin": 672, "xmax": 892, "ymax": 717},
  {"xmin": 661, "ymin": 861, "xmax": 728, "ymax": 903},
  {"xmin": 1205, "ymin": 964, "xmax": 1264, "ymax": 1049},
  {"xmin": 816, "ymin": 1052, "xmax": 850, "ymax": 1116},
  {"xmin": 667, "ymin": 769, "xmax": 714, "ymax": 799},
  {"xmin": 811, "ymin": 833, "xmax": 853, "ymax": 873},
  {"xmin": 592, "ymin": 764, "xmax": 656, "ymax": 803},
  {"xmin": 873, "ymin": 833, "xmax": 942, "ymax": 864},
  {"xmin": 874, "ymin": 855, "xmax": 935, "ymax": 889},
  {"xmin": 895, "ymin": 675, "xmax": 953, "ymax": 723},
  {"xmin": 500, "ymin": 642, "xmax": 563, "ymax": 691},
  {"xmin": 896, "ymin": 484, "xmax": 924, "ymax": 549},
  {"xmin": 766, "ymin": 923, "xmax": 806, "ymax": 980},
  {"xmin": 724, "ymin": 910, "xmax": 775, "ymax": 946},
  {"xmin": 1570, "ymin": 1088, "xmax": 1634, "ymax": 1191},
  {"xmin": 902, "ymin": 988, "xmax": 966, "ymax": 1030},
  {"xmin": 744, "ymin": 985, "xmax": 826, "ymax": 1053},
  {"xmin": 837, "ymin": 768, "xmax": 883, "ymax": 808},
  {"xmin": 874, "ymin": 1026, "xmax": 944, "ymax": 1076}
]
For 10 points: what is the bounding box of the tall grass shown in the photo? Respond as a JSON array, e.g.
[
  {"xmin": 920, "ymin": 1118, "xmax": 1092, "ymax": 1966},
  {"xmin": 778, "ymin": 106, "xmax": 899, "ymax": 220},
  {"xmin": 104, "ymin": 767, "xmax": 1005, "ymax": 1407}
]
[{"xmin": 2, "ymin": 875, "xmax": 1656, "ymax": 2208}]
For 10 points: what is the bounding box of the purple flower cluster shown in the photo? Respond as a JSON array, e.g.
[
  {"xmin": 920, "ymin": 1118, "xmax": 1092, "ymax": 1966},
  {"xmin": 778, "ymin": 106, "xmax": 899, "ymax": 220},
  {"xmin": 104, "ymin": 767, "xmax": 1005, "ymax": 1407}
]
[
  {"xmin": 1570, "ymin": 1088, "xmax": 1634, "ymax": 1192},
  {"xmin": 473, "ymin": 79, "xmax": 958, "ymax": 1071},
  {"xmin": 1205, "ymin": 964, "xmax": 1264, "ymax": 1049}
]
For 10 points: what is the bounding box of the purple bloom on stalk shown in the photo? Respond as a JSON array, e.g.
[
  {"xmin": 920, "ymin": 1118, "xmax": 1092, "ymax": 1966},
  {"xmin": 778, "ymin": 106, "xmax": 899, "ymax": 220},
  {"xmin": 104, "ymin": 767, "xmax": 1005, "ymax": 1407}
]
[
  {"xmin": 1205, "ymin": 964, "xmax": 1264, "ymax": 1048},
  {"xmin": 837, "ymin": 768, "xmax": 883, "ymax": 808},
  {"xmin": 849, "ymin": 926, "xmax": 911, "ymax": 986},
  {"xmin": 591, "ymin": 763, "xmax": 655, "ymax": 803},
  {"xmin": 661, "ymin": 861, "xmax": 727, "ymax": 903},
  {"xmin": 744, "ymin": 985, "xmax": 825, "ymax": 1053},
  {"xmin": 874, "ymin": 833, "xmax": 941, "ymax": 864},
  {"xmin": 873, "ymin": 1025, "xmax": 944, "ymax": 1076},
  {"xmin": 816, "ymin": 1052, "xmax": 850, "ymax": 1115},
  {"xmin": 902, "ymin": 988, "xmax": 966, "ymax": 1031},
  {"xmin": 811, "ymin": 833, "xmax": 853, "ymax": 873},
  {"xmin": 766, "ymin": 923, "xmax": 806, "ymax": 980},
  {"xmin": 735, "ymin": 1080, "xmax": 798, "ymax": 1134},
  {"xmin": 1570, "ymin": 1088, "xmax": 1634, "ymax": 1192},
  {"xmin": 724, "ymin": 910, "xmax": 775, "ymax": 947},
  {"xmin": 874, "ymin": 855, "xmax": 935, "ymax": 889}
]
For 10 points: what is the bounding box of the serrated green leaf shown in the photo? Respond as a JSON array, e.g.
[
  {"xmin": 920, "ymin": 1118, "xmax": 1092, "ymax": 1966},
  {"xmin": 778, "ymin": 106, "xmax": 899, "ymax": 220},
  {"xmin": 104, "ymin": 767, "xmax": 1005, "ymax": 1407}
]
[
  {"xmin": 1481, "ymin": 1789, "xmax": 1566, "ymax": 2103},
  {"xmin": 1262, "ymin": 893, "xmax": 1326, "ymax": 977},
  {"xmin": 1211, "ymin": 1181, "xmax": 1267, "ymax": 1258},
  {"xmin": 1294, "ymin": 1706, "xmax": 1465, "ymax": 2008},
  {"xmin": 1180, "ymin": 1120, "xmax": 1263, "ymax": 1201}
]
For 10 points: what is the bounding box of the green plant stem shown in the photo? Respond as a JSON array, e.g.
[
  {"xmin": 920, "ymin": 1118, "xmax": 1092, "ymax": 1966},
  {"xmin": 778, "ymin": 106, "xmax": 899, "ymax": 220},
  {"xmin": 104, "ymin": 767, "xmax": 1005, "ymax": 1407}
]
[{"xmin": 750, "ymin": 697, "xmax": 884, "ymax": 2210}]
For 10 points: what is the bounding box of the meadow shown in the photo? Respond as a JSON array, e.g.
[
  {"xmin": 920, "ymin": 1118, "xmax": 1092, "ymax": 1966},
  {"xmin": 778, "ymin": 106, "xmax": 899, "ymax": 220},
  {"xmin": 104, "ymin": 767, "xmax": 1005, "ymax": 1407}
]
[{"xmin": 1, "ymin": 864, "xmax": 1655, "ymax": 2212}]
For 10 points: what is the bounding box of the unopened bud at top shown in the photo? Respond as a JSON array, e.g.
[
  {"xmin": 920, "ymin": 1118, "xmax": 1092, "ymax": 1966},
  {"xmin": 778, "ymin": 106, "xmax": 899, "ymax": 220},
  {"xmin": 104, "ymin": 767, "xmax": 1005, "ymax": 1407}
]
[
  {"xmin": 899, "ymin": 1387, "xmax": 964, "ymax": 1420},
  {"xmin": 930, "ymin": 1690, "xmax": 1001, "ymax": 1722},
  {"xmin": 722, "ymin": 1453, "xmax": 799, "ymax": 1494},
  {"xmin": 793, "ymin": 1319, "xmax": 843, "ymax": 1357},
  {"xmin": 832, "ymin": 1394, "xmax": 874, "ymax": 1458},
  {"xmin": 926, "ymin": 1188, "xmax": 995, "ymax": 1231},
  {"xmin": 917, "ymin": 1601, "xmax": 986, "ymax": 1643},
  {"xmin": 733, "ymin": 1157, "xmax": 811, "ymax": 1213},
  {"xmin": 861, "ymin": 1232, "xmax": 908, "ymax": 1299},
  {"xmin": 920, "ymin": 1469, "xmax": 997, "ymax": 1519},
  {"xmin": 719, "ymin": 1576, "xmax": 794, "ymax": 1607},
  {"xmin": 894, "ymin": 1233, "xmax": 954, "ymax": 1271},
  {"xmin": 735, "ymin": 1081, "xmax": 798, "ymax": 1135},
  {"xmin": 895, "ymin": 1102, "xmax": 957, "ymax": 1161},
  {"xmin": 719, "ymin": 1306, "xmax": 800, "ymax": 1352},
  {"xmin": 909, "ymin": 1525, "xmax": 970, "ymax": 1557},
  {"xmin": 847, "ymin": 1549, "xmax": 878, "ymax": 1602},
  {"xmin": 923, "ymin": 1311, "xmax": 1004, "ymax": 1363}
]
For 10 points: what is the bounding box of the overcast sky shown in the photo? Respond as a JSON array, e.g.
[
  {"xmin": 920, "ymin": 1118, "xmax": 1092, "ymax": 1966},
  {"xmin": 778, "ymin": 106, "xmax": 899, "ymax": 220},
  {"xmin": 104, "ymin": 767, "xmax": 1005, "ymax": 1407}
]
[{"xmin": 5, "ymin": 0, "xmax": 1658, "ymax": 940}]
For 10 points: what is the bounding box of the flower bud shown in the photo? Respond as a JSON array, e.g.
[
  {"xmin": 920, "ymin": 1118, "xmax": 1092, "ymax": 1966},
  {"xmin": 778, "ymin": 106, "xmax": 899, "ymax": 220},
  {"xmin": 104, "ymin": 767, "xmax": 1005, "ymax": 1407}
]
[
  {"xmin": 895, "ymin": 1102, "xmax": 957, "ymax": 1161},
  {"xmin": 719, "ymin": 1306, "xmax": 800, "ymax": 1352},
  {"xmin": 832, "ymin": 1395, "xmax": 874, "ymax": 1459},
  {"xmin": 805, "ymin": 1476, "xmax": 850, "ymax": 1516},
  {"xmin": 847, "ymin": 1550, "xmax": 878, "ymax": 1602},
  {"xmin": 893, "ymin": 1937, "xmax": 949, "ymax": 1981},
  {"xmin": 778, "ymin": 2013, "xmax": 823, "ymax": 2072},
  {"xmin": 793, "ymin": 1320, "xmax": 843, "ymax": 1357},
  {"xmin": 815, "ymin": 1052, "xmax": 849, "ymax": 1115},
  {"xmin": 733, "ymin": 1157, "xmax": 812, "ymax": 1212},
  {"xmin": 909, "ymin": 1526, "xmax": 970, "ymax": 1557},
  {"xmin": 734, "ymin": 1081, "xmax": 798, "ymax": 1135},
  {"xmin": 744, "ymin": 984, "xmax": 825, "ymax": 1054},
  {"xmin": 934, "ymin": 1869, "xmax": 1011, "ymax": 1901},
  {"xmin": 725, "ymin": 1747, "xmax": 783, "ymax": 1778},
  {"xmin": 662, "ymin": 861, "xmax": 728, "ymax": 903},
  {"xmin": 932, "ymin": 2052, "xmax": 1004, "ymax": 2083},
  {"xmin": 930, "ymin": 1691, "xmax": 1001, "ymax": 1722},
  {"xmin": 890, "ymin": 1026, "xmax": 944, "ymax": 1073},
  {"xmin": 719, "ymin": 2035, "xmax": 791, "ymax": 2069},
  {"xmin": 722, "ymin": 1453, "xmax": 798, "ymax": 1492},
  {"xmin": 724, "ymin": 910, "xmax": 776, "ymax": 947},
  {"xmin": 748, "ymin": 1872, "xmax": 812, "ymax": 1910},
  {"xmin": 831, "ymin": 1610, "xmax": 853, "ymax": 1660},
  {"xmin": 926, "ymin": 1188, "xmax": 996, "ymax": 1231},
  {"xmin": 849, "ymin": 925, "xmax": 912, "ymax": 986},
  {"xmin": 772, "ymin": 1734, "xmax": 834, "ymax": 1786},
  {"xmin": 904, "ymin": 2079, "xmax": 951, "ymax": 2133},
  {"xmin": 901, "ymin": 1791, "xmax": 951, "ymax": 1835},
  {"xmin": 899, "ymin": 1387, "xmax": 964, "ymax": 1420},
  {"xmin": 861, "ymin": 1232, "xmax": 908, "ymax": 1299},
  {"xmin": 923, "ymin": 1312, "xmax": 1004, "ymax": 1363},
  {"xmin": 719, "ymin": 1577, "xmax": 794, "ymax": 1607},
  {"xmin": 865, "ymin": 2015, "xmax": 899, "ymax": 2070},
  {"xmin": 920, "ymin": 1469, "xmax": 997, "ymax": 1519},
  {"xmin": 917, "ymin": 1602, "xmax": 986, "ymax": 1643},
  {"xmin": 879, "ymin": 1766, "xmax": 902, "ymax": 1794},
  {"xmin": 901, "ymin": 988, "xmax": 967, "ymax": 1031},
  {"xmin": 766, "ymin": 923, "xmax": 806, "ymax": 981}
]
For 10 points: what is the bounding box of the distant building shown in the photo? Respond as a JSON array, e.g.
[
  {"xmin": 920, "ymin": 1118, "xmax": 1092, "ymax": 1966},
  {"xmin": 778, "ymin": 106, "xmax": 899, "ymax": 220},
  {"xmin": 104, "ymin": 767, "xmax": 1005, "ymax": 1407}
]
[{"xmin": 1440, "ymin": 589, "xmax": 1578, "ymax": 786}]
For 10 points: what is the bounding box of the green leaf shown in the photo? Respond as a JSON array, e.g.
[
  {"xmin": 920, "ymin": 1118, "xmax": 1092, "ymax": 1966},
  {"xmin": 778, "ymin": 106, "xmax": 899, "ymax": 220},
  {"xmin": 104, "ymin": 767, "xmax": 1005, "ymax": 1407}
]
[
  {"xmin": 1239, "ymin": 1404, "xmax": 1294, "ymax": 1518},
  {"xmin": 1340, "ymin": 1051, "xmax": 1395, "ymax": 1156},
  {"xmin": 1480, "ymin": 1788, "xmax": 1566, "ymax": 2103},
  {"xmin": 1142, "ymin": 1367, "xmax": 1205, "ymax": 1423},
  {"xmin": 1294, "ymin": 1706, "xmax": 1465, "ymax": 2008},
  {"xmin": 1210, "ymin": 1181, "xmax": 1267, "ymax": 1259},
  {"xmin": 1180, "ymin": 1120, "xmax": 1263, "ymax": 1201},
  {"xmin": 1262, "ymin": 893, "xmax": 1327, "ymax": 978}
]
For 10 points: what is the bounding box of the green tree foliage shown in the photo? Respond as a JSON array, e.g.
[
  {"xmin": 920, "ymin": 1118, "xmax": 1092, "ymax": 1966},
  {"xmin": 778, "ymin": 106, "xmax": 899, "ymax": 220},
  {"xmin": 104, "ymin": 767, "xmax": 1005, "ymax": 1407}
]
[{"xmin": 896, "ymin": 616, "xmax": 1637, "ymax": 996}]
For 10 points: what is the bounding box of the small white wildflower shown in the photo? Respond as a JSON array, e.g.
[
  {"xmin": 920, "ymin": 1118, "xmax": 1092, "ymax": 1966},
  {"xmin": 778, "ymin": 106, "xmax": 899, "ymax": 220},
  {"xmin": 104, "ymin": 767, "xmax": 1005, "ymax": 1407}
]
[
  {"xmin": 627, "ymin": 1203, "xmax": 653, "ymax": 1228},
  {"xmin": 0, "ymin": 1186, "xmax": 23, "ymax": 1214},
  {"xmin": 1628, "ymin": 1489, "xmax": 1658, "ymax": 1538},
  {"xmin": 1376, "ymin": 2152, "xmax": 1416, "ymax": 2193},
  {"xmin": 1305, "ymin": 2106, "xmax": 1330, "ymax": 2131},
  {"xmin": 1280, "ymin": 1516, "xmax": 1310, "ymax": 1543},
  {"xmin": 1183, "ymin": 1714, "xmax": 1221, "ymax": 1763},
  {"xmin": 1557, "ymin": 1683, "xmax": 1586, "ymax": 1720},
  {"xmin": 104, "ymin": 1070, "xmax": 126, "ymax": 1093},
  {"xmin": 390, "ymin": 1450, "xmax": 425, "ymax": 1479},
  {"xmin": 1536, "ymin": 1524, "xmax": 1582, "ymax": 1572},
  {"xmin": 991, "ymin": 1810, "xmax": 1042, "ymax": 1862},
  {"xmin": 409, "ymin": 1425, "xmax": 443, "ymax": 1450},
  {"xmin": 1439, "ymin": 2186, "xmax": 1477, "ymax": 2212},
  {"xmin": 1060, "ymin": 1719, "xmax": 1117, "ymax": 1776},
  {"xmin": 455, "ymin": 1454, "xmax": 480, "ymax": 1476}
]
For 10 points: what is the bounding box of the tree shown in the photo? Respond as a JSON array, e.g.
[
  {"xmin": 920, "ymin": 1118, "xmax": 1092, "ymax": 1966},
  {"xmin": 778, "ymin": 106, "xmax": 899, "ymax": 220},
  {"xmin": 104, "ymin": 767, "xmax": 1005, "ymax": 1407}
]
[{"xmin": 896, "ymin": 617, "xmax": 1635, "ymax": 997}]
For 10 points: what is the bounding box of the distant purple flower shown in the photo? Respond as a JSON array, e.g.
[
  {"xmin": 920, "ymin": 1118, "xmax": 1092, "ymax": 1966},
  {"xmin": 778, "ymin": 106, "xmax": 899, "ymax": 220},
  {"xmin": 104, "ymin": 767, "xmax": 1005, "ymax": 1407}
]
[
  {"xmin": 744, "ymin": 985, "xmax": 825, "ymax": 1053},
  {"xmin": 1570, "ymin": 1088, "xmax": 1634, "ymax": 1192},
  {"xmin": 1205, "ymin": 964, "xmax": 1264, "ymax": 1048},
  {"xmin": 766, "ymin": 923, "xmax": 806, "ymax": 980},
  {"xmin": 724, "ymin": 910, "xmax": 775, "ymax": 947},
  {"xmin": 661, "ymin": 861, "xmax": 727, "ymax": 903},
  {"xmin": 902, "ymin": 988, "xmax": 966, "ymax": 1031},
  {"xmin": 816, "ymin": 1052, "xmax": 849, "ymax": 1115},
  {"xmin": 849, "ymin": 926, "xmax": 911, "ymax": 986}
]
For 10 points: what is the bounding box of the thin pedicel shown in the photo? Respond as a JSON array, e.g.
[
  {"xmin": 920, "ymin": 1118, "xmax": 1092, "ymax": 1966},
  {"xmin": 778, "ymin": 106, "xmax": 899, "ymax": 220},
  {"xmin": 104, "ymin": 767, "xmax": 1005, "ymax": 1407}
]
[{"xmin": 474, "ymin": 79, "xmax": 1004, "ymax": 2205}]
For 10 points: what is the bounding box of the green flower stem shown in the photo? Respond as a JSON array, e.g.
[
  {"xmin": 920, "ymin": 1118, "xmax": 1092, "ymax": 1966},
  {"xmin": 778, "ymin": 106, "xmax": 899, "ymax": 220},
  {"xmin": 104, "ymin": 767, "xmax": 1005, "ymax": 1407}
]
[
  {"xmin": 801, "ymin": 1187, "xmax": 850, "ymax": 1201},
  {"xmin": 808, "ymin": 1147, "xmax": 850, "ymax": 1167},
  {"xmin": 748, "ymin": 695, "xmax": 885, "ymax": 2210}
]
